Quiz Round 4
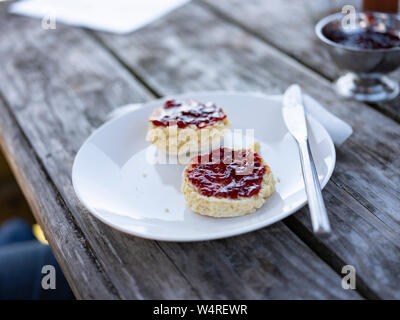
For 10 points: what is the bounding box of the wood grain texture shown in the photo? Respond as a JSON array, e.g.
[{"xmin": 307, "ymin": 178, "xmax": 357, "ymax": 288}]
[
  {"xmin": 0, "ymin": 96, "xmax": 118, "ymax": 299},
  {"xmin": 96, "ymin": 2, "xmax": 400, "ymax": 299},
  {"xmin": 0, "ymin": 6, "xmax": 358, "ymax": 299},
  {"xmin": 0, "ymin": 8, "xmax": 199, "ymax": 300},
  {"xmin": 199, "ymin": 0, "xmax": 400, "ymax": 122}
]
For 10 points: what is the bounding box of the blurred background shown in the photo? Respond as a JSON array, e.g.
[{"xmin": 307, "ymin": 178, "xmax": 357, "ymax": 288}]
[{"xmin": 0, "ymin": 152, "xmax": 32, "ymax": 225}]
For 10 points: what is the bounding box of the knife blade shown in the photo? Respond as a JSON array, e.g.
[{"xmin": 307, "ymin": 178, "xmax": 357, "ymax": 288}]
[
  {"xmin": 282, "ymin": 84, "xmax": 308, "ymax": 141},
  {"xmin": 282, "ymin": 84, "xmax": 331, "ymax": 234}
]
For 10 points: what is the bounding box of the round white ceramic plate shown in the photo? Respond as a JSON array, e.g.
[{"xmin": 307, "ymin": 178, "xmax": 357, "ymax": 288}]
[{"xmin": 72, "ymin": 92, "xmax": 335, "ymax": 241}]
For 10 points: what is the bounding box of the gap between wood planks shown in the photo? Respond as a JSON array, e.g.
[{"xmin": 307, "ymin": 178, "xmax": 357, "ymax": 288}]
[
  {"xmin": 196, "ymin": 0, "xmax": 400, "ymax": 124},
  {"xmin": 283, "ymin": 215, "xmax": 380, "ymax": 300},
  {"xmin": 85, "ymin": 25, "xmax": 376, "ymax": 300},
  {"xmin": 89, "ymin": 30, "xmax": 162, "ymax": 99}
]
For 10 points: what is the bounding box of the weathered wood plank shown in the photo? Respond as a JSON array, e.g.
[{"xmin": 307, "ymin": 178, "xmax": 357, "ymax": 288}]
[
  {"xmin": 0, "ymin": 7, "xmax": 199, "ymax": 300},
  {"xmin": 0, "ymin": 6, "xmax": 357, "ymax": 299},
  {"xmin": 96, "ymin": 2, "xmax": 400, "ymax": 299},
  {"xmin": 0, "ymin": 96, "xmax": 118, "ymax": 299},
  {"xmin": 200, "ymin": 0, "xmax": 400, "ymax": 121}
]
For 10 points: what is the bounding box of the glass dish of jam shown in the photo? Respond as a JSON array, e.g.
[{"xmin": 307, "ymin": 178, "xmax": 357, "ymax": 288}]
[{"xmin": 316, "ymin": 11, "xmax": 400, "ymax": 102}]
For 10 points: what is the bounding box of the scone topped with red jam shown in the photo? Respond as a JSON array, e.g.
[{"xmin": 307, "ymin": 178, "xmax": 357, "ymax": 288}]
[
  {"xmin": 147, "ymin": 99, "xmax": 230, "ymax": 156},
  {"xmin": 182, "ymin": 147, "xmax": 275, "ymax": 217}
]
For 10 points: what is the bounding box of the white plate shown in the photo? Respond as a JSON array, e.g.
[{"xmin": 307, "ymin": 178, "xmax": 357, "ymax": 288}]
[{"xmin": 72, "ymin": 92, "xmax": 335, "ymax": 241}]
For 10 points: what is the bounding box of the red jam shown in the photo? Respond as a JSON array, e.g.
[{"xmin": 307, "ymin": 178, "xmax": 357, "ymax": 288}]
[
  {"xmin": 186, "ymin": 148, "xmax": 267, "ymax": 199},
  {"xmin": 323, "ymin": 28, "xmax": 400, "ymax": 49},
  {"xmin": 149, "ymin": 99, "xmax": 227, "ymax": 129}
]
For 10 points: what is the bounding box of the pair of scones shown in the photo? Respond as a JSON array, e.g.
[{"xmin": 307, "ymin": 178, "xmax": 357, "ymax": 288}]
[{"xmin": 147, "ymin": 99, "xmax": 275, "ymax": 218}]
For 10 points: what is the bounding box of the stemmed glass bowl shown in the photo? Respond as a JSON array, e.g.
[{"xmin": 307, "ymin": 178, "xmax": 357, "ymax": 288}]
[{"xmin": 316, "ymin": 12, "xmax": 400, "ymax": 102}]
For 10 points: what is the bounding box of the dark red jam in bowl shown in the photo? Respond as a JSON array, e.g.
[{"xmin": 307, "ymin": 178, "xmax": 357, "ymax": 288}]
[
  {"xmin": 150, "ymin": 99, "xmax": 227, "ymax": 129},
  {"xmin": 323, "ymin": 27, "xmax": 400, "ymax": 49},
  {"xmin": 186, "ymin": 148, "xmax": 267, "ymax": 199}
]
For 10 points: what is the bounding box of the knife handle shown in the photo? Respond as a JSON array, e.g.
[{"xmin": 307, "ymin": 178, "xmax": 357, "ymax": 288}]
[{"xmin": 297, "ymin": 139, "xmax": 331, "ymax": 234}]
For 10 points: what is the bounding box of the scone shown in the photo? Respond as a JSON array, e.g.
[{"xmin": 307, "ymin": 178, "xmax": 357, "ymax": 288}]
[
  {"xmin": 182, "ymin": 147, "xmax": 275, "ymax": 217},
  {"xmin": 146, "ymin": 99, "xmax": 230, "ymax": 156}
]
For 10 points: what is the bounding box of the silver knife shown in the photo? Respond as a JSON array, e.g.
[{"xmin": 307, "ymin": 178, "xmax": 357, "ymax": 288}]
[{"xmin": 282, "ymin": 84, "xmax": 331, "ymax": 234}]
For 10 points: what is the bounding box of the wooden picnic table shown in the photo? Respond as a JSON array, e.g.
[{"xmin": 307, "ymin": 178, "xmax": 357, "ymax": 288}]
[{"xmin": 0, "ymin": 0, "xmax": 399, "ymax": 300}]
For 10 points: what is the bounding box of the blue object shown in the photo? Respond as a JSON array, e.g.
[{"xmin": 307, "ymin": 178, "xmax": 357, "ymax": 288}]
[
  {"xmin": 0, "ymin": 218, "xmax": 35, "ymax": 246},
  {"xmin": 0, "ymin": 218, "xmax": 74, "ymax": 300}
]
